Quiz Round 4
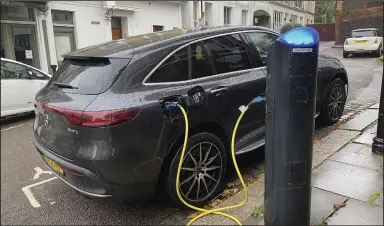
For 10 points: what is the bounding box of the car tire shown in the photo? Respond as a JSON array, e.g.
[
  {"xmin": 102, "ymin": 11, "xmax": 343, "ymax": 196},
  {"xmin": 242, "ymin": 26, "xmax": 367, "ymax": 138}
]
[
  {"xmin": 318, "ymin": 78, "xmax": 347, "ymax": 126},
  {"xmin": 343, "ymin": 51, "xmax": 349, "ymax": 58},
  {"xmin": 164, "ymin": 132, "xmax": 227, "ymax": 208},
  {"xmin": 374, "ymin": 44, "xmax": 382, "ymax": 57}
]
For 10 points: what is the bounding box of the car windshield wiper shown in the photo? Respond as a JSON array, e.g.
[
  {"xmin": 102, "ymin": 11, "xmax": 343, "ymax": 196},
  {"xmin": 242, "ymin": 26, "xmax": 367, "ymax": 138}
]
[{"xmin": 53, "ymin": 82, "xmax": 78, "ymax": 89}]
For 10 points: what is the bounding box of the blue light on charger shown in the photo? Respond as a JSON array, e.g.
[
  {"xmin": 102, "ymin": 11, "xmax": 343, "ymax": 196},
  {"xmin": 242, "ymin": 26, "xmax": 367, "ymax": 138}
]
[{"xmin": 277, "ymin": 27, "xmax": 319, "ymax": 47}]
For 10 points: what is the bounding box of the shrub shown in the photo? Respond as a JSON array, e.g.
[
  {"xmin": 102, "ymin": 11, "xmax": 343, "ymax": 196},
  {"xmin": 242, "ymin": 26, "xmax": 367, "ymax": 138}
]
[{"xmin": 280, "ymin": 23, "xmax": 304, "ymax": 34}]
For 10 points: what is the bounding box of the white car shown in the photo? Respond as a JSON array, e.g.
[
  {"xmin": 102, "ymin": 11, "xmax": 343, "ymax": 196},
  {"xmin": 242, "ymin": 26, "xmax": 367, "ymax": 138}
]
[
  {"xmin": 1, "ymin": 58, "xmax": 52, "ymax": 117},
  {"xmin": 343, "ymin": 28, "xmax": 383, "ymax": 58}
]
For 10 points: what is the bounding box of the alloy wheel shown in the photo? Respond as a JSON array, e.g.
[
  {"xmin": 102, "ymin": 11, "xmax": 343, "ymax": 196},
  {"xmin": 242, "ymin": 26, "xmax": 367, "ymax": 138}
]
[
  {"xmin": 327, "ymin": 84, "xmax": 345, "ymax": 121},
  {"xmin": 179, "ymin": 142, "xmax": 223, "ymax": 203}
]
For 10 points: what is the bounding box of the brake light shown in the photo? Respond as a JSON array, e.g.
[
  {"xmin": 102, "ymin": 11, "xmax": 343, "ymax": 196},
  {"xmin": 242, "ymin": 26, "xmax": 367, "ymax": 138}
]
[
  {"xmin": 374, "ymin": 38, "xmax": 379, "ymax": 43},
  {"xmin": 41, "ymin": 104, "xmax": 82, "ymax": 126},
  {"xmin": 40, "ymin": 104, "xmax": 139, "ymax": 127},
  {"xmin": 82, "ymin": 109, "xmax": 140, "ymax": 127},
  {"xmin": 345, "ymin": 39, "xmax": 348, "ymax": 44}
]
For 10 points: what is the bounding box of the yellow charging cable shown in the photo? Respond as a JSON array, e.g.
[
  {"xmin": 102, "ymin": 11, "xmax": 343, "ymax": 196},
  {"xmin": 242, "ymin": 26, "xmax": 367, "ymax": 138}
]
[{"xmin": 175, "ymin": 104, "xmax": 250, "ymax": 225}]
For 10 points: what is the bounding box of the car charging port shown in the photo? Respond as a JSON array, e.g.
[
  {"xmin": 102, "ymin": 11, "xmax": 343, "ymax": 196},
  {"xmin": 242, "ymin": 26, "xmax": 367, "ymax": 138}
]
[{"xmin": 159, "ymin": 95, "xmax": 185, "ymax": 120}]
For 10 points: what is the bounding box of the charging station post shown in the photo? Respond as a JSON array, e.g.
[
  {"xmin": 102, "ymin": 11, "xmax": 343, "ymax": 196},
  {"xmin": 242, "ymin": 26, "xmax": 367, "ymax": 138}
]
[{"xmin": 264, "ymin": 27, "xmax": 320, "ymax": 225}]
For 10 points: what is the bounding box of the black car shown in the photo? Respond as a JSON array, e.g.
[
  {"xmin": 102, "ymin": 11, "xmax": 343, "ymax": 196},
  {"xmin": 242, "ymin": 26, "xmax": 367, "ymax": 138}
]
[{"xmin": 33, "ymin": 26, "xmax": 348, "ymax": 207}]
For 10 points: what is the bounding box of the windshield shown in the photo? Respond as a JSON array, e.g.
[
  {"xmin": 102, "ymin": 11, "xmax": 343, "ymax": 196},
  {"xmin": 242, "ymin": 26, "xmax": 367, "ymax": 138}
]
[
  {"xmin": 48, "ymin": 58, "xmax": 130, "ymax": 95},
  {"xmin": 351, "ymin": 30, "xmax": 377, "ymax": 38}
]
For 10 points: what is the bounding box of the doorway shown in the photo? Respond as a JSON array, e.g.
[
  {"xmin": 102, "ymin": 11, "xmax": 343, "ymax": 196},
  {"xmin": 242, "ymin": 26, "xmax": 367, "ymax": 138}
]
[
  {"xmin": 111, "ymin": 17, "xmax": 122, "ymax": 40},
  {"xmin": 53, "ymin": 26, "xmax": 75, "ymax": 66},
  {"xmin": 1, "ymin": 23, "xmax": 39, "ymax": 68}
]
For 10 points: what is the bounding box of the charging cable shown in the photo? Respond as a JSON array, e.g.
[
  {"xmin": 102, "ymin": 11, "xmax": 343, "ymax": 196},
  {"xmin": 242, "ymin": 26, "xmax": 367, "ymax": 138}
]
[{"xmin": 165, "ymin": 95, "xmax": 265, "ymax": 225}]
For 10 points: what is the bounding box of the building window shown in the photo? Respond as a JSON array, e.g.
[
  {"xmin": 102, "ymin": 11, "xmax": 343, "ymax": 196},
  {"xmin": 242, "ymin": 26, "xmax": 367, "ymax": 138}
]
[
  {"xmin": 224, "ymin": 6, "xmax": 232, "ymax": 25},
  {"xmin": 291, "ymin": 15, "xmax": 298, "ymax": 24},
  {"xmin": 241, "ymin": 10, "xmax": 248, "ymax": 25},
  {"xmin": 300, "ymin": 17, "xmax": 303, "ymax": 24},
  {"xmin": 273, "ymin": 11, "xmax": 283, "ymax": 32},
  {"xmin": 307, "ymin": 18, "xmax": 310, "ymax": 24},
  {"xmin": 1, "ymin": 5, "xmax": 34, "ymax": 21},
  {"xmin": 52, "ymin": 10, "xmax": 73, "ymax": 25},
  {"xmin": 294, "ymin": 1, "xmax": 303, "ymax": 9},
  {"xmin": 153, "ymin": 25, "xmax": 164, "ymax": 32}
]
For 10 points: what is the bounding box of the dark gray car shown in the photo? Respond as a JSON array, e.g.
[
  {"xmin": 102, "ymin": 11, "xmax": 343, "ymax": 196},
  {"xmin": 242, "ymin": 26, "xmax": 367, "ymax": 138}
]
[{"xmin": 33, "ymin": 26, "xmax": 348, "ymax": 207}]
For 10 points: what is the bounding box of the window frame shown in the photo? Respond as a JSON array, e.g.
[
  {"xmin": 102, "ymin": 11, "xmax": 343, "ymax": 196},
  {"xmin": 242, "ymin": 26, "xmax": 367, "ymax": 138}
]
[
  {"xmin": 242, "ymin": 30, "xmax": 280, "ymax": 67},
  {"xmin": 1, "ymin": 58, "xmax": 51, "ymax": 80},
  {"xmin": 1, "ymin": 60, "xmax": 29, "ymax": 80},
  {"xmin": 142, "ymin": 30, "xmax": 278, "ymax": 86}
]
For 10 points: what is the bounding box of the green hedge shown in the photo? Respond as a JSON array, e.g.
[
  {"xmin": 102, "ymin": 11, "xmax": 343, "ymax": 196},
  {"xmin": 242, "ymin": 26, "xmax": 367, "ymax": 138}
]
[{"xmin": 280, "ymin": 23, "xmax": 304, "ymax": 34}]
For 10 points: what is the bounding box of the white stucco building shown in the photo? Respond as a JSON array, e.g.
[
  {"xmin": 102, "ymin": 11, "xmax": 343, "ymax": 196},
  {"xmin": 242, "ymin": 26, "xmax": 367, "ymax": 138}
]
[{"xmin": 1, "ymin": 1, "xmax": 315, "ymax": 74}]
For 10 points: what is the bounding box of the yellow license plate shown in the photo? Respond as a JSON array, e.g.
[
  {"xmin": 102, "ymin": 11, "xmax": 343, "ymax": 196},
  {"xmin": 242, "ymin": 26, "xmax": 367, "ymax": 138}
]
[
  {"xmin": 355, "ymin": 40, "xmax": 367, "ymax": 44},
  {"xmin": 44, "ymin": 156, "xmax": 64, "ymax": 175}
]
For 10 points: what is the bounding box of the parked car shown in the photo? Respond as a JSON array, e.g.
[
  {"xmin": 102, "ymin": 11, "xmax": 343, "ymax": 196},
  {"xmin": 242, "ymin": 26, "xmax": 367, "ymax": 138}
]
[
  {"xmin": 343, "ymin": 28, "xmax": 383, "ymax": 58},
  {"xmin": 33, "ymin": 26, "xmax": 348, "ymax": 207},
  {"xmin": 1, "ymin": 58, "xmax": 51, "ymax": 118}
]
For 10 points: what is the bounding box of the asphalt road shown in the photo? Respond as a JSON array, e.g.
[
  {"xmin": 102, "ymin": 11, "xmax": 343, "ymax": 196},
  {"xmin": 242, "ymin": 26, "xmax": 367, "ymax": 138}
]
[{"xmin": 1, "ymin": 44, "xmax": 382, "ymax": 225}]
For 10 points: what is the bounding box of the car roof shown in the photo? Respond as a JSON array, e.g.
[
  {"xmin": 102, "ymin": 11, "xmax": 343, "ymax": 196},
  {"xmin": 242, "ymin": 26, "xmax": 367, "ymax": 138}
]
[
  {"xmin": 66, "ymin": 26, "xmax": 278, "ymax": 59},
  {"xmin": 1, "ymin": 57, "xmax": 52, "ymax": 77},
  {"xmin": 352, "ymin": 28, "xmax": 378, "ymax": 32}
]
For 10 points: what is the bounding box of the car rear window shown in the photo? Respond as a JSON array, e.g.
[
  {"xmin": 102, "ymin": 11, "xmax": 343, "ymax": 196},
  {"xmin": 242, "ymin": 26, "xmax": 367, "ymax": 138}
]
[
  {"xmin": 49, "ymin": 58, "xmax": 130, "ymax": 94},
  {"xmin": 351, "ymin": 30, "xmax": 376, "ymax": 38}
]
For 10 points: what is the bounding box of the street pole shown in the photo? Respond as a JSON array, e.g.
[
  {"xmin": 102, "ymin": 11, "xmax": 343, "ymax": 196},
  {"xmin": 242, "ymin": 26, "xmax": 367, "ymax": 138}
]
[
  {"xmin": 372, "ymin": 73, "xmax": 383, "ymax": 155},
  {"xmin": 264, "ymin": 27, "xmax": 319, "ymax": 225}
]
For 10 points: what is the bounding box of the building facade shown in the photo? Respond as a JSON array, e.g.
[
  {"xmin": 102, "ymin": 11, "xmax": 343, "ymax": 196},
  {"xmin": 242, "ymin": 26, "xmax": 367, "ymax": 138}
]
[{"xmin": 0, "ymin": 1, "xmax": 315, "ymax": 74}]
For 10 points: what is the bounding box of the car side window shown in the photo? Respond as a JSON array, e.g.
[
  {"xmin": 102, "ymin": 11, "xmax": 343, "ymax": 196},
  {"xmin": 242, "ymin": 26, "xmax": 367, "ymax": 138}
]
[
  {"xmin": 1, "ymin": 61, "xmax": 29, "ymax": 79},
  {"xmin": 190, "ymin": 42, "xmax": 214, "ymax": 79},
  {"xmin": 203, "ymin": 34, "xmax": 253, "ymax": 74},
  {"xmin": 146, "ymin": 47, "xmax": 189, "ymax": 83},
  {"xmin": 33, "ymin": 70, "xmax": 50, "ymax": 80},
  {"xmin": 245, "ymin": 32, "xmax": 278, "ymax": 58}
]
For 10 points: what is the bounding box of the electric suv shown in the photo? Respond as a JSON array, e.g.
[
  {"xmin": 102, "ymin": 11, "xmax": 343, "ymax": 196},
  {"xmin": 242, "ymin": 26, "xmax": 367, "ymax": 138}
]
[{"xmin": 33, "ymin": 26, "xmax": 348, "ymax": 207}]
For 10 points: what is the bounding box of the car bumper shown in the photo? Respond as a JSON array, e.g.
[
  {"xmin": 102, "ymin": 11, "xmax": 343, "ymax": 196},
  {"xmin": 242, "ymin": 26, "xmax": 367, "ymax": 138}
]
[
  {"xmin": 33, "ymin": 137, "xmax": 156, "ymax": 202},
  {"xmin": 343, "ymin": 44, "xmax": 381, "ymax": 52}
]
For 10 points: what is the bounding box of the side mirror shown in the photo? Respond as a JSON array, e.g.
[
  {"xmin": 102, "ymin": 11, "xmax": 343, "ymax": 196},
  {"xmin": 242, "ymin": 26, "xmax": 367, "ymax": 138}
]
[
  {"xmin": 27, "ymin": 70, "xmax": 36, "ymax": 79},
  {"xmin": 345, "ymin": 35, "xmax": 349, "ymax": 39}
]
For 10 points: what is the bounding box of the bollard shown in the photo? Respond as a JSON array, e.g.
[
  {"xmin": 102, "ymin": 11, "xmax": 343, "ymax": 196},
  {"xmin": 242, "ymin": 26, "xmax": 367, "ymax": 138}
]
[
  {"xmin": 372, "ymin": 73, "xmax": 383, "ymax": 155},
  {"xmin": 264, "ymin": 27, "xmax": 320, "ymax": 225}
]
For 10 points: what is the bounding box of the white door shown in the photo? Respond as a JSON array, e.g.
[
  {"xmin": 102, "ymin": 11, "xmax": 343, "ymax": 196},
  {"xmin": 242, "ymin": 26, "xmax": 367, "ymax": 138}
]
[{"xmin": 1, "ymin": 60, "xmax": 42, "ymax": 117}]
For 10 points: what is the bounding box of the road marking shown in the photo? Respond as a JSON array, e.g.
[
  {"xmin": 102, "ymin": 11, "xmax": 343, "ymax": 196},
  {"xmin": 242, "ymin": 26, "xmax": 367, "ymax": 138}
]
[
  {"xmin": 22, "ymin": 177, "xmax": 58, "ymax": 208},
  {"xmin": 1, "ymin": 124, "xmax": 25, "ymax": 132},
  {"xmin": 33, "ymin": 167, "xmax": 53, "ymax": 180}
]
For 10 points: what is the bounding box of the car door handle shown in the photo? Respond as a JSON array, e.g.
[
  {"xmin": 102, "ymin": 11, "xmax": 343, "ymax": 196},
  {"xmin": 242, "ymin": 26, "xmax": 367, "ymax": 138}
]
[{"xmin": 210, "ymin": 87, "xmax": 227, "ymax": 95}]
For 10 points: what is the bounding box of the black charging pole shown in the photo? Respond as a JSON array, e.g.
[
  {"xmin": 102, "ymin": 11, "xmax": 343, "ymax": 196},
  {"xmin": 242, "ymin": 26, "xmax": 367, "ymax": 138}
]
[
  {"xmin": 264, "ymin": 27, "xmax": 319, "ymax": 225},
  {"xmin": 372, "ymin": 74, "xmax": 383, "ymax": 155}
]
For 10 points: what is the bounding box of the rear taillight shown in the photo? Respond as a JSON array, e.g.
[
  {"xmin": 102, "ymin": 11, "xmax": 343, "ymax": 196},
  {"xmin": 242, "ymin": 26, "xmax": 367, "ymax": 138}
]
[
  {"xmin": 41, "ymin": 104, "xmax": 82, "ymax": 126},
  {"xmin": 82, "ymin": 109, "xmax": 140, "ymax": 127},
  {"xmin": 374, "ymin": 38, "xmax": 379, "ymax": 43},
  {"xmin": 40, "ymin": 104, "xmax": 139, "ymax": 127},
  {"xmin": 345, "ymin": 39, "xmax": 348, "ymax": 44}
]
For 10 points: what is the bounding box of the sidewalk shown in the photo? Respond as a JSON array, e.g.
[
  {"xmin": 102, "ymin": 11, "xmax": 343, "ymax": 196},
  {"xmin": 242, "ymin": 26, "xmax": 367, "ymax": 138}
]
[{"xmin": 183, "ymin": 103, "xmax": 383, "ymax": 225}]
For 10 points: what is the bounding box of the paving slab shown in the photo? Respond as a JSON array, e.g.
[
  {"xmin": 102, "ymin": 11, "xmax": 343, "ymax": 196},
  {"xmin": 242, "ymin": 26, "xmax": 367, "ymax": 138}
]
[
  {"xmin": 369, "ymin": 103, "xmax": 380, "ymax": 109},
  {"xmin": 312, "ymin": 129, "xmax": 360, "ymax": 167},
  {"xmin": 330, "ymin": 143, "xmax": 383, "ymax": 170},
  {"xmin": 310, "ymin": 188, "xmax": 347, "ymax": 224},
  {"xmin": 312, "ymin": 160, "xmax": 383, "ymax": 203},
  {"xmin": 340, "ymin": 109, "xmax": 378, "ymax": 131},
  {"xmin": 354, "ymin": 131, "xmax": 377, "ymax": 145},
  {"xmin": 327, "ymin": 199, "xmax": 383, "ymax": 225},
  {"xmin": 374, "ymin": 192, "xmax": 383, "ymax": 207}
]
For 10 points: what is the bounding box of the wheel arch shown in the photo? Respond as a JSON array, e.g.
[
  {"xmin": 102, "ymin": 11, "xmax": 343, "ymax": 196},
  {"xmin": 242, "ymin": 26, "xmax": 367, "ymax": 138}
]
[
  {"xmin": 320, "ymin": 71, "xmax": 348, "ymax": 109},
  {"xmin": 157, "ymin": 121, "xmax": 230, "ymax": 185}
]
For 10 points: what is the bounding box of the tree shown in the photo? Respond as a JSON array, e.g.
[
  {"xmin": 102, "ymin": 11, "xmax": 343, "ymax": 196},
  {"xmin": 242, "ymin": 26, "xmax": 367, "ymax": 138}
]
[{"xmin": 315, "ymin": 0, "xmax": 336, "ymax": 24}]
